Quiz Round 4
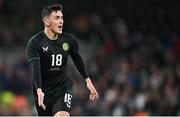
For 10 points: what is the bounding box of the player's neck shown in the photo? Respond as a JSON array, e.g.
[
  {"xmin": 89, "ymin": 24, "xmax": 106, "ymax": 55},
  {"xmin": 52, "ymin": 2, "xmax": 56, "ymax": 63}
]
[{"xmin": 44, "ymin": 28, "xmax": 58, "ymax": 40}]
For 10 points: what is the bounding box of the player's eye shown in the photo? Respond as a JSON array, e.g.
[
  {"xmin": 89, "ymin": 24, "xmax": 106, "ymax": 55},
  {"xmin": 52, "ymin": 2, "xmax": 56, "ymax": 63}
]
[
  {"xmin": 53, "ymin": 16, "xmax": 63, "ymax": 21},
  {"xmin": 55, "ymin": 16, "xmax": 60, "ymax": 20}
]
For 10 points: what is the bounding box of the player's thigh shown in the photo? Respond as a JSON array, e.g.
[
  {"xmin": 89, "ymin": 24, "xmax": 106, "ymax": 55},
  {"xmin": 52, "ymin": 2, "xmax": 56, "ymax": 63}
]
[
  {"xmin": 54, "ymin": 111, "xmax": 70, "ymax": 116},
  {"xmin": 52, "ymin": 93, "xmax": 73, "ymax": 115}
]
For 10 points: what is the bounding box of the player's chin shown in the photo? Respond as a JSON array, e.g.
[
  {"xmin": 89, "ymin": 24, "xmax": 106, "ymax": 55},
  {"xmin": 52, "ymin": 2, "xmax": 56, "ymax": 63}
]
[{"xmin": 56, "ymin": 30, "xmax": 62, "ymax": 34}]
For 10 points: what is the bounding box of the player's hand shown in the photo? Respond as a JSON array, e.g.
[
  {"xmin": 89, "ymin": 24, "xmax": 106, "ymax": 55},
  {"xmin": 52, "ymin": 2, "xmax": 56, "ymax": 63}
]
[
  {"xmin": 85, "ymin": 77, "xmax": 98, "ymax": 101},
  {"xmin": 37, "ymin": 88, "xmax": 46, "ymax": 110}
]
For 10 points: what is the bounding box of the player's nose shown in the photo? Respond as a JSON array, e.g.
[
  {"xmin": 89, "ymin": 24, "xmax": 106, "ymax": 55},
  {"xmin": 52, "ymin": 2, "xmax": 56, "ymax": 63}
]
[
  {"xmin": 59, "ymin": 22, "xmax": 63, "ymax": 25},
  {"xmin": 59, "ymin": 19, "xmax": 63, "ymax": 24}
]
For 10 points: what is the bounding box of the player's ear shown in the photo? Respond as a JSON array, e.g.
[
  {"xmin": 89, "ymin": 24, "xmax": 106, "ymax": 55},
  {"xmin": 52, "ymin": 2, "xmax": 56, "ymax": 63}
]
[{"xmin": 43, "ymin": 17, "xmax": 50, "ymax": 26}]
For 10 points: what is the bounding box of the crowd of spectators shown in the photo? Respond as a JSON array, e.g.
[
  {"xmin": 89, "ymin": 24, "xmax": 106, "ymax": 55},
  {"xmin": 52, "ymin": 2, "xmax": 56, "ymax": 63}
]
[{"xmin": 0, "ymin": 0, "xmax": 180, "ymax": 115}]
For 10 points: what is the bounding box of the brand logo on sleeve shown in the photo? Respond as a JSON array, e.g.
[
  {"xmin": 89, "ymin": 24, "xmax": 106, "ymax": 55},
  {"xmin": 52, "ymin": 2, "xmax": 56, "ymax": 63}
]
[
  {"xmin": 62, "ymin": 42, "xmax": 69, "ymax": 51},
  {"xmin": 42, "ymin": 46, "xmax": 48, "ymax": 52}
]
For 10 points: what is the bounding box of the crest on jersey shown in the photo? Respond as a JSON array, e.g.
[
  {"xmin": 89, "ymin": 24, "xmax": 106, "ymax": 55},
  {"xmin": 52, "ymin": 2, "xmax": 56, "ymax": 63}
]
[
  {"xmin": 62, "ymin": 42, "xmax": 69, "ymax": 51},
  {"xmin": 42, "ymin": 46, "xmax": 48, "ymax": 52}
]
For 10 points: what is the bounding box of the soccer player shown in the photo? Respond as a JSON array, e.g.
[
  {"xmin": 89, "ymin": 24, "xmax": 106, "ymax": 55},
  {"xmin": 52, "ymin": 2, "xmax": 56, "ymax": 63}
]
[{"xmin": 26, "ymin": 4, "xmax": 98, "ymax": 116}]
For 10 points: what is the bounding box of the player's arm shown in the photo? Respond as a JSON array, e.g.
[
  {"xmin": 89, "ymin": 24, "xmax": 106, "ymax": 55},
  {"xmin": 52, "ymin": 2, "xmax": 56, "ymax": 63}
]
[
  {"xmin": 70, "ymin": 40, "xmax": 88, "ymax": 79},
  {"xmin": 26, "ymin": 38, "xmax": 46, "ymax": 110},
  {"xmin": 70, "ymin": 37, "xmax": 98, "ymax": 100},
  {"xmin": 29, "ymin": 60, "xmax": 46, "ymax": 110}
]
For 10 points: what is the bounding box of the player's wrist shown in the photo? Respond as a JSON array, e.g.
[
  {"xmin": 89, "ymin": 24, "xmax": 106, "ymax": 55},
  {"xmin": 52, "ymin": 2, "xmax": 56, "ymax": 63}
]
[
  {"xmin": 85, "ymin": 77, "xmax": 91, "ymax": 83},
  {"xmin": 86, "ymin": 77, "xmax": 94, "ymax": 88},
  {"xmin": 37, "ymin": 88, "xmax": 43, "ymax": 93}
]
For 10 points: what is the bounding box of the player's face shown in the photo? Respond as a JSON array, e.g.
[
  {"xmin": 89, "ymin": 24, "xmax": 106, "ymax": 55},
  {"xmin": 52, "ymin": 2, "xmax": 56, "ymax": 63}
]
[{"xmin": 48, "ymin": 10, "xmax": 64, "ymax": 34}]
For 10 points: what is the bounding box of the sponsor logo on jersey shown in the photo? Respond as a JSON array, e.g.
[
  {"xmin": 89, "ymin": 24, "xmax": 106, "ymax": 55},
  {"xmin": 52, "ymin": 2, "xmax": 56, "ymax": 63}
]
[
  {"xmin": 62, "ymin": 42, "xmax": 69, "ymax": 51},
  {"xmin": 49, "ymin": 67, "xmax": 60, "ymax": 71},
  {"xmin": 42, "ymin": 46, "xmax": 48, "ymax": 52}
]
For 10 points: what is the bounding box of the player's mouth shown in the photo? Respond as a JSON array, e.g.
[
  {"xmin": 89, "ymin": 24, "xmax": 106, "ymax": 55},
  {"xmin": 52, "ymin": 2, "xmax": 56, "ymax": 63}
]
[{"xmin": 58, "ymin": 26, "xmax": 63, "ymax": 29}]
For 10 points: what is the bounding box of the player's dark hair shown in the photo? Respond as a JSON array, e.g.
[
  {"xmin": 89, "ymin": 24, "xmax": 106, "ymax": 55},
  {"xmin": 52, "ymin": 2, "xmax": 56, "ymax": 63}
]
[{"xmin": 41, "ymin": 4, "xmax": 63, "ymax": 19}]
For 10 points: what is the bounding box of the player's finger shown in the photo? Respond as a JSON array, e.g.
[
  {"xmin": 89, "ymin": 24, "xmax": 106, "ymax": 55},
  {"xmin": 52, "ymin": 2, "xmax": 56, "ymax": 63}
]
[
  {"xmin": 90, "ymin": 93, "xmax": 94, "ymax": 100},
  {"xmin": 90, "ymin": 93, "xmax": 96, "ymax": 101},
  {"xmin": 38, "ymin": 96, "xmax": 44, "ymax": 106},
  {"xmin": 41, "ymin": 104, "xmax": 46, "ymax": 110},
  {"xmin": 93, "ymin": 92, "xmax": 98, "ymax": 100},
  {"xmin": 91, "ymin": 93, "xmax": 97, "ymax": 101},
  {"xmin": 92, "ymin": 88, "xmax": 98, "ymax": 98},
  {"xmin": 89, "ymin": 94, "xmax": 93, "ymax": 100},
  {"xmin": 39, "ymin": 97, "xmax": 46, "ymax": 110},
  {"xmin": 91, "ymin": 90, "xmax": 98, "ymax": 99},
  {"xmin": 95, "ymin": 91, "xmax": 98, "ymax": 99},
  {"xmin": 38, "ymin": 97, "xmax": 41, "ymax": 106},
  {"xmin": 91, "ymin": 95, "xmax": 95, "ymax": 101}
]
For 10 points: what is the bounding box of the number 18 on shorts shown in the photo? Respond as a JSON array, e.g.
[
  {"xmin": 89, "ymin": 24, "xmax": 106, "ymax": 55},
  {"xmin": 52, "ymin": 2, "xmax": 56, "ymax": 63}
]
[{"xmin": 64, "ymin": 93, "xmax": 72, "ymax": 108}]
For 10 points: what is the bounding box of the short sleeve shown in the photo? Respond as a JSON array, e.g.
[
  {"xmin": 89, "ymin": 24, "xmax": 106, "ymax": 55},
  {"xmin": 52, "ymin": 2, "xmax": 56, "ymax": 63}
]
[{"xmin": 26, "ymin": 38, "xmax": 40, "ymax": 63}]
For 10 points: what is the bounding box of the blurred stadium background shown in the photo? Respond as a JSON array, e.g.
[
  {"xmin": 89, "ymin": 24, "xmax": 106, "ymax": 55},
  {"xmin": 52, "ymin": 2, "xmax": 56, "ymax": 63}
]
[{"xmin": 0, "ymin": 0, "xmax": 180, "ymax": 115}]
